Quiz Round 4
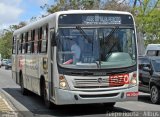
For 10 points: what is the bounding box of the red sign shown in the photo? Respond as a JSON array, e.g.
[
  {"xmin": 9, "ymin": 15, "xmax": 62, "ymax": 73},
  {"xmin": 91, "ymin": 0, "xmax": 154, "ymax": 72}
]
[
  {"xmin": 126, "ymin": 92, "xmax": 139, "ymax": 97},
  {"xmin": 109, "ymin": 74, "xmax": 129, "ymax": 87}
]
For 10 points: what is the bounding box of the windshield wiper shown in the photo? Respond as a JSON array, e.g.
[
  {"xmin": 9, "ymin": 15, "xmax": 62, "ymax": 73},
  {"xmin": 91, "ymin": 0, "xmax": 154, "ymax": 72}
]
[
  {"xmin": 76, "ymin": 25, "xmax": 92, "ymax": 43},
  {"xmin": 104, "ymin": 26, "xmax": 119, "ymax": 44},
  {"xmin": 105, "ymin": 41, "xmax": 118, "ymax": 61},
  {"xmin": 100, "ymin": 26, "xmax": 119, "ymax": 61},
  {"xmin": 94, "ymin": 61, "xmax": 101, "ymax": 69},
  {"xmin": 76, "ymin": 26, "xmax": 97, "ymax": 67}
]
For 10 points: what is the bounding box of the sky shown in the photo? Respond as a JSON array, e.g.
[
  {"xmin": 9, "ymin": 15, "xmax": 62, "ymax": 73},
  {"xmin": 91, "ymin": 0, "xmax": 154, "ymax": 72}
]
[
  {"xmin": 0, "ymin": 0, "xmax": 157, "ymax": 32},
  {"xmin": 0, "ymin": 0, "xmax": 53, "ymax": 31}
]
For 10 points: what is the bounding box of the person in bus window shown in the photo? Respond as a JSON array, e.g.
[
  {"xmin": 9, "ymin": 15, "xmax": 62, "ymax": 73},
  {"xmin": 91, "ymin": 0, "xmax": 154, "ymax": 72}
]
[
  {"xmin": 71, "ymin": 38, "xmax": 81, "ymax": 64},
  {"xmin": 63, "ymin": 38, "xmax": 81, "ymax": 64}
]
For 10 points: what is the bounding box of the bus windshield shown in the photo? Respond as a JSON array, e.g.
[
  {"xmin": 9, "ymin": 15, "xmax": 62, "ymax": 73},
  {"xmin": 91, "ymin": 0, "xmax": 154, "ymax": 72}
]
[{"xmin": 57, "ymin": 27, "xmax": 136, "ymax": 69}]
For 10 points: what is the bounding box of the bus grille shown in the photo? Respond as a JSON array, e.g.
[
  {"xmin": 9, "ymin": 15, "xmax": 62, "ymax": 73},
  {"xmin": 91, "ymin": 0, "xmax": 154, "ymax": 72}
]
[
  {"xmin": 74, "ymin": 78, "xmax": 125, "ymax": 89},
  {"xmin": 74, "ymin": 78, "xmax": 109, "ymax": 88}
]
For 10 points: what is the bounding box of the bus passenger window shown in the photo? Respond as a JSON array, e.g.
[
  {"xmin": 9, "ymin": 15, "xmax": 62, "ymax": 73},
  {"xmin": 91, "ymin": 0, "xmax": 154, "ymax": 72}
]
[
  {"xmin": 19, "ymin": 43, "xmax": 22, "ymax": 54},
  {"xmin": 31, "ymin": 30, "xmax": 35, "ymax": 53},
  {"xmin": 38, "ymin": 27, "xmax": 42, "ymax": 53},
  {"xmin": 22, "ymin": 43, "xmax": 26, "ymax": 54},
  {"xmin": 27, "ymin": 42, "xmax": 31, "ymax": 53},
  {"xmin": 27, "ymin": 31, "xmax": 31, "ymax": 53},
  {"xmin": 21, "ymin": 33, "xmax": 26, "ymax": 54},
  {"xmin": 12, "ymin": 37, "xmax": 16, "ymax": 54},
  {"xmin": 25, "ymin": 32, "xmax": 28, "ymax": 53},
  {"xmin": 41, "ymin": 25, "xmax": 48, "ymax": 53},
  {"xmin": 34, "ymin": 29, "xmax": 38, "ymax": 53}
]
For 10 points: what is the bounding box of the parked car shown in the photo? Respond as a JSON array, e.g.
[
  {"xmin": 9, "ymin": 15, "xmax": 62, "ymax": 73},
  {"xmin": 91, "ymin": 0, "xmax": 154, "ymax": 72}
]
[
  {"xmin": 139, "ymin": 57, "xmax": 160, "ymax": 104},
  {"xmin": 1, "ymin": 59, "xmax": 8, "ymax": 66},
  {"xmin": 5, "ymin": 59, "xmax": 12, "ymax": 70},
  {"xmin": 138, "ymin": 56, "xmax": 150, "ymax": 83}
]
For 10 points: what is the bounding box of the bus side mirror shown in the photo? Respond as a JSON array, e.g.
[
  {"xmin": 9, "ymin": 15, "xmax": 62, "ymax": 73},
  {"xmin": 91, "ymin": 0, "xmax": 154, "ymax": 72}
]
[{"xmin": 51, "ymin": 31, "xmax": 56, "ymax": 46}]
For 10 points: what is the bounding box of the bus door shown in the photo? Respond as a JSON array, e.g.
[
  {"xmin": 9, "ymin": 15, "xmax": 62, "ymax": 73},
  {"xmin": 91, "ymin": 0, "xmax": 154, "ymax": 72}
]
[
  {"xmin": 16, "ymin": 39, "xmax": 19, "ymax": 84},
  {"xmin": 12, "ymin": 37, "xmax": 19, "ymax": 84},
  {"xmin": 50, "ymin": 28, "xmax": 55, "ymax": 98}
]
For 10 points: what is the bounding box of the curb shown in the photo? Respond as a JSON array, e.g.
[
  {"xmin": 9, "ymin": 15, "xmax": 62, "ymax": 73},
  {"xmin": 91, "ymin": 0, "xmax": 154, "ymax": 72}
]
[
  {"xmin": 0, "ymin": 89, "xmax": 34, "ymax": 117},
  {"xmin": 0, "ymin": 94, "xmax": 15, "ymax": 112}
]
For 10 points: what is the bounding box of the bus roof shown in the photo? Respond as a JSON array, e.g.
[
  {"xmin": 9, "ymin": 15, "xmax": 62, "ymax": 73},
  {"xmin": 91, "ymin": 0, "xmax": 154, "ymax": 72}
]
[
  {"xmin": 55, "ymin": 10, "xmax": 133, "ymax": 15},
  {"xmin": 13, "ymin": 10, "xmax": 133, "ymax": 35}
]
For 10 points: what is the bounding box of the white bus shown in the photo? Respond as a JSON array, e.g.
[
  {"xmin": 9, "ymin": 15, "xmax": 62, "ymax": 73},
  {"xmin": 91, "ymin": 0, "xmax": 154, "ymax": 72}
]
[{"xmin": 12, "ymin": 10, "xmax": 138, "ymax": 108}]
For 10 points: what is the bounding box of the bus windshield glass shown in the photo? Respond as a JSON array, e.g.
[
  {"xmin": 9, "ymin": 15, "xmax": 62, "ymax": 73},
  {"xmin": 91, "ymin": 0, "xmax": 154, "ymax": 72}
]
[{"xmin": 57, "ymin": 27, "xmax": 136, "ymax": 69}]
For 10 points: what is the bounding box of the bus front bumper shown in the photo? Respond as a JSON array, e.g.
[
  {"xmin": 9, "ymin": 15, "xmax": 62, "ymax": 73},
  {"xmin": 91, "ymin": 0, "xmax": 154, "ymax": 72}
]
[{"xmin": 54, "ymin": 86, "xmax": 138, "ymax": 105}]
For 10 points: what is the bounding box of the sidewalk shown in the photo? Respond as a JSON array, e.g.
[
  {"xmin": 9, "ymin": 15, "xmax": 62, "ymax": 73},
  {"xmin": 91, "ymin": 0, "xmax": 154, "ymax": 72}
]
[
  {"xmin": 0, "ymin": 89, "xmax": 33, "ymax": 117},
  {"xmin": 0, "ymin": 91, "xmax": 15, "ymax": 112},
  {"xmin": 0, "ymin": 90, "xmax": 18, "ymax": 117}
]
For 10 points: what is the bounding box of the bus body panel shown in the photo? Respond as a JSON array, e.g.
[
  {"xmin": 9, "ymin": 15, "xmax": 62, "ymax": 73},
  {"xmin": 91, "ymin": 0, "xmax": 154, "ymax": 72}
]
[
  {"xmin": 53, "ymin": 71, "xmax": 138, "ymax": 105},
  {"xmin": 54, "ymin": 86, "xmax": 138, "ymax": 105}
]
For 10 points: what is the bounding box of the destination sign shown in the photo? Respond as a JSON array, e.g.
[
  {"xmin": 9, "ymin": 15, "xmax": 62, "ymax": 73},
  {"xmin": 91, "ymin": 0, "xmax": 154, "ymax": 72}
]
[
  {"xmin": 82, "ymin": 15, "xmax": 121, "ymax": 24},
  {"xmin": 58, "ymin": 14, "xmax": 133, "ymax": 25}
]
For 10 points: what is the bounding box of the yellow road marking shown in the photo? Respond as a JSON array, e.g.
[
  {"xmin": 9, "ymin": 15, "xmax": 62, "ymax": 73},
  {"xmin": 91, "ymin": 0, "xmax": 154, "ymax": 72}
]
[{"xmin": 0, "ymin": 95, "xmax": 14, "ymax": 112}]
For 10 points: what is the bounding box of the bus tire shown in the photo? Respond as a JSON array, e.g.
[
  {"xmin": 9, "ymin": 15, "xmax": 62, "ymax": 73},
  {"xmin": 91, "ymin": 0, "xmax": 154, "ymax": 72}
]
[
  {"xmin": 42, "ymin": 82, "xmax": 52, "ymax": 109},
  {"xmin": 103, "ymin": 102, "xmax": 116, "ymax": 108},
  {"xmin": 20, "ymin": 73, "xmax": 28, "ymax": 95}
]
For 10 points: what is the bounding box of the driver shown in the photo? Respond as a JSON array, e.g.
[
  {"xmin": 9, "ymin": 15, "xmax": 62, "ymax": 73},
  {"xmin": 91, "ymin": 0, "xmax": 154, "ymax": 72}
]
[
  {"xmin": 71, "ymin": 38, "xmax": 81, "ymax": 64},
  {"xmin": 63, "ymin": 38, "xmax": 81, "ymax": 65}
]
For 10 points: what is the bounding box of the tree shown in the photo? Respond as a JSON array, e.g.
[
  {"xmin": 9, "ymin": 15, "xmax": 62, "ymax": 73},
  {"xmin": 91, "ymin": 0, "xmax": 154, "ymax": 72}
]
[
  {"xmin": 0, "ymin": 22, "xmax": 26, "ymax": 58},
  {"xmin": 103, "ymin": 0, "xmax": 130, "ymax": 11},
  {"xmin": 133, "ymin": 0, "xmax": 160, "ymax": 46},
  {"xmin": 0, "ymin": 31, "xmax": 12, "ymax": 58},
  {"xmin": 44, "ymin": 0, "xmax": 100, "ymax": 13},
  {"xmin": 133, "ymin": 0, "xmax": 138, "ymax": 8}
]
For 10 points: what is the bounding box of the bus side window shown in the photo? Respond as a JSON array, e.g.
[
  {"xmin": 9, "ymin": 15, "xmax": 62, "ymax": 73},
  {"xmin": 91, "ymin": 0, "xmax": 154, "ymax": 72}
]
[
  {"xmin": 22, "ymin": 33, "xmax": 26, "ymax": 54},
  {"xmin": 19, "ymin": 34, "xmax": 23, "ymax": 54},
  {"xmin": 27, "ymin": 31, "xmax": 31, "ymax": 53},
  {"xmin": 41, "ymin": 25, "xmax": 48, "ymax": 53},
  {"xmin": 34, "ymin": 29, "xmax": 38, "ymax": 53},
  {"xmin": 25, "ymin": 32, "xmax": 28, "ymax": 53},
  {"xmin": 31, "ymin": 30, "xmax": 35, "ymax": 53},
  {"xmin": 12, "ymin": 36, "xmax": 16, "ymax": 54},
  {"xmin": 38, "ymin": 27, "xmax": 42, "ymax": 53}
]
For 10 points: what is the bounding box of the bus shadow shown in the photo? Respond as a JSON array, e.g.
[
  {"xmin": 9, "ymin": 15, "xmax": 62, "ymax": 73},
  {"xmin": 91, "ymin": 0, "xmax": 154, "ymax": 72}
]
[{"xmin": 3, "ymin": 88, "xmax": 132, "ymax": 116}]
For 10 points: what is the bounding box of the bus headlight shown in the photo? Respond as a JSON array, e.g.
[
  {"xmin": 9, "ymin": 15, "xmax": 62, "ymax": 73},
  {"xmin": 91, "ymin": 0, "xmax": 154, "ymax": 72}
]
[{"xmin": 59, "ymin": 75, "xmax": 69, "ymax": 90}]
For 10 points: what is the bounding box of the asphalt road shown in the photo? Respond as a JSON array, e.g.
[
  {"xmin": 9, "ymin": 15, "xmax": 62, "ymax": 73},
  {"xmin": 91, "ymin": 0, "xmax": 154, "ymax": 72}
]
[{"xmin": 0, "ymin": 67, "xmax": 160, "ymax": 117}]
